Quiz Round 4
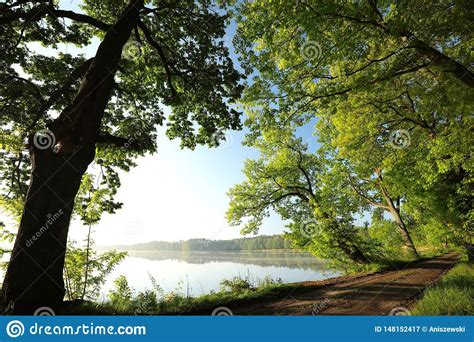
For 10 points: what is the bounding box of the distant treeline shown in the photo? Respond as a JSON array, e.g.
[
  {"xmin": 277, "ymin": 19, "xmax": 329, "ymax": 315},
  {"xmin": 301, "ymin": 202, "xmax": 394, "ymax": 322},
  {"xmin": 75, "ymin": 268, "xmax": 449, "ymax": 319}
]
[{"xmin": 114, "ymin": 235, "xmax": 292, "ymax": 251}]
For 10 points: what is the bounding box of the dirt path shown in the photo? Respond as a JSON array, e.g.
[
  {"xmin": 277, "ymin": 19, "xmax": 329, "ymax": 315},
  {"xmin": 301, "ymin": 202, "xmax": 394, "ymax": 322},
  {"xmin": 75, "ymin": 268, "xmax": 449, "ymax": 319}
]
[{"xmin": 230, "ymin": 252, "xmax": 459, "ymax": 315}]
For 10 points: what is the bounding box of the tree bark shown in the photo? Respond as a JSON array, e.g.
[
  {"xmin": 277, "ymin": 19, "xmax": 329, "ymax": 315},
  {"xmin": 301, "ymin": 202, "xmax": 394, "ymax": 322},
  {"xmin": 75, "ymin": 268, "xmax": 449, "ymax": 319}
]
[
  {"xmin": 1, "ymin": 0, "xmax": 144, "ymax": 314},
  {"xmin": 322, "ymin": 213, "xmax": 370, "ymax": 264},
  {"xmin": 373, "ymin": 169, "xmax": 420, "ymax": 258},
  {"xmin": 387, "ymin": 205, "xmax": 419, "ymax": 258},
  {"xmin": 379, "ymin": 187, "xmax": 420, "ymax": 258},
  {"xmin": 413, "ymin": 40, "xmax": 474, "ymax": 88},
  {"xmin": 337, "ymin": 239, "xmax": 369, "ymax": 264}
]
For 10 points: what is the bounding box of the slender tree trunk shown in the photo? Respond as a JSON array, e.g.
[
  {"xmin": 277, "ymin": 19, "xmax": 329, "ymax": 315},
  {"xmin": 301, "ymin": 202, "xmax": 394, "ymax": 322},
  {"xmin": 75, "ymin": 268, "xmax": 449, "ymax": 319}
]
[
  {"xmin": 81, "ymin": 224, "xmax": 92, "ymax": 301},
  {"xmin": 379, "ymin": 187, "xmax": 420, "ymax": 258},
  {"xmin": 465, "ymin": 243, "xmax": 474, "ymax": 264},
  {"xmin": 374, "ymin": 170, "xmax": 420, "ymax": 258},
  {"xmin": 337, "ymin": 239, "xmax": 369, "ymax": 264},
  {"xmin": 322, "ymin": 213, "xmax": 370, "ymax": 264},
  {"xmin": 64, "ymin": 263, "xmax": 72, "ymax": 301},
  {"xmin": 387, "ymin": 205, "xmax": 419, "ymax": 258},
  {"xmin": 1, "ymin": 0, "xmax": 144, "ymax": 314}
]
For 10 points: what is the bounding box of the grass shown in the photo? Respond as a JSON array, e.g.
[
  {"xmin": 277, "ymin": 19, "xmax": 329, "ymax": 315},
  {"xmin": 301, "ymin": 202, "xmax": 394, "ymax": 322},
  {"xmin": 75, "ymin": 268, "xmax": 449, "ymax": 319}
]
[
  {"xmin": 412, "ymin": 262, "xmax": 474, "ymax": 315},
  {"xmin": 68, "ymin": 253, "xmax": 472, "ymax": 316},
  {"xmin": 68, "ymin": 277, "xmax": 300, "ymax": 315},
  {"xmin": 69, "ymin": 255, "xmax": 424, "ymax": 315}
]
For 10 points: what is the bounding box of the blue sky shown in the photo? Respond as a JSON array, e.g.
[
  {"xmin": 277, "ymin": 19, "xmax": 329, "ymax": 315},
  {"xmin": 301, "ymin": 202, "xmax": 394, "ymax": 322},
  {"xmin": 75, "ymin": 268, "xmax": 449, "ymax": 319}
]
[
  {"xmin": 64, "ymin": 1, "xmax": 316, "ymax": 245},
  {"xmin": 2, "ymin": 1, "xmax": 320, "ymax": 246}
]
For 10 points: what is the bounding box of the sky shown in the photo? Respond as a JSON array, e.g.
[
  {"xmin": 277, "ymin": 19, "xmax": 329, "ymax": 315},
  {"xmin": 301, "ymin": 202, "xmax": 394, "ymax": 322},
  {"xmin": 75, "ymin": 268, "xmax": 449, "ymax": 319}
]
[{"xmin": 1, "ymin": 1, "xmax": 319, "ymax": 246}]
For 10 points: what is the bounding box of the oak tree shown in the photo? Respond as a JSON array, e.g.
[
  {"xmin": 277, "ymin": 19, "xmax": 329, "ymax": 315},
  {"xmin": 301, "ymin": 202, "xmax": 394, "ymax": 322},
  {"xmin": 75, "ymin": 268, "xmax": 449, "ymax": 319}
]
[{"xmin": 0, "ymin": 0, "xmax": 242, "ymax": 313}]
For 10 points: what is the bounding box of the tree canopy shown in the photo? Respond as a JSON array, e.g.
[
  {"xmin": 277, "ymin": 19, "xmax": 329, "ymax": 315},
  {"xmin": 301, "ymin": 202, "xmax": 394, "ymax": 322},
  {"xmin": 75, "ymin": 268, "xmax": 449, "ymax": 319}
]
[
  {"xmin": 0, "ymin": 0, "xmax": 245, "ymax": 312},
  {"xmin": 228, "ymin": 0, "xmax": 473, "ymax": 265},
  {"xmin": 0, "ymin": 0, "xmax": 243, "ymax": 223}
]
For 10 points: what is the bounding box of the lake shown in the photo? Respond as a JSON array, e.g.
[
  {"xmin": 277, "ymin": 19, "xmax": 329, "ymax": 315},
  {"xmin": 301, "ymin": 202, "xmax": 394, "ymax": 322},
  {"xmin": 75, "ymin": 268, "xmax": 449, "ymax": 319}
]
[{"xmin": 97, "ymin": 250, "xmax": 340, "ymax": 301}]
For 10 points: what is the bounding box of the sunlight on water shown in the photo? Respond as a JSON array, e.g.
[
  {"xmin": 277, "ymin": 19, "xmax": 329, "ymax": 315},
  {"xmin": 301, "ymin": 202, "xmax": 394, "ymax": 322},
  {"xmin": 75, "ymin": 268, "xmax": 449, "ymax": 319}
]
[{"xmin": 97, "ymin": 250, "xmax": 339, "ymax": 301}]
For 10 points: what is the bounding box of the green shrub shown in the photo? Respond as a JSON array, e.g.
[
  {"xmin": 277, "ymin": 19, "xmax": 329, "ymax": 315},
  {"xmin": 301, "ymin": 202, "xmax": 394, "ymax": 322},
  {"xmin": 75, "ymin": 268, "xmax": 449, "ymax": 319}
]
[{"xmin": 220, "ymin": 275, "xmax": 254, "ymax": 293}]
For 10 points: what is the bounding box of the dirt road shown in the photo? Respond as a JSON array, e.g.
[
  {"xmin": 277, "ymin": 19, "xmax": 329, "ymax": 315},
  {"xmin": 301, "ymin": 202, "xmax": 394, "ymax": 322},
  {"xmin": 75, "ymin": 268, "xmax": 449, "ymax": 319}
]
[{"xmin": 229, "ymin": 252, "xmax": 459, "ymax": 315}]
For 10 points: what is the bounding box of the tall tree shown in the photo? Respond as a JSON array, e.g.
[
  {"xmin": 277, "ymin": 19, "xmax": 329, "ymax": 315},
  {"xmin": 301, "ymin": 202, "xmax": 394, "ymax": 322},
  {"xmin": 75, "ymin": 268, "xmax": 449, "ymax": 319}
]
[
  {"xmin": 0, "ymin": 0, "xmax": 242, "ymax": 313},
  {"xmin": 234, "ymin": 0, "xmax": 472, "ymax": 256},
  {"xmin": 227, "ymin": 132, "xmax": 372, "ymax": 265},
  {"xmin": 345, "ymin": 165, "xmax": 419, "ymax": 257}
]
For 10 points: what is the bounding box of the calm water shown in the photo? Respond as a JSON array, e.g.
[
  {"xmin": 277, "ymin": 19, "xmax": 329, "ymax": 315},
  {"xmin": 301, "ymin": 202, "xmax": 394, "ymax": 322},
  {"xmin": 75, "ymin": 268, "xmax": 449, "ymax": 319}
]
[{"xmin": 97, "ymin": 250, "xmax": 339, "ymax": 301}]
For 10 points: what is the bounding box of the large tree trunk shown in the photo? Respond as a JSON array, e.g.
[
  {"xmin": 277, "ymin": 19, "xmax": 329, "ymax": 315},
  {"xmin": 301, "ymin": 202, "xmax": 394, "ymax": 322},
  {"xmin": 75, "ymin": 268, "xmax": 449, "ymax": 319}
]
[
  {"xmin": 0, "ymin": 148, "xmax": 90, "ymax": 314},
  {"xmin": 412, "ymin": 39, "xmax": 474, "ymax": 88},
  {"xmin": 1, "ymin": 0, "xmax": 144, "ymax": 314}
]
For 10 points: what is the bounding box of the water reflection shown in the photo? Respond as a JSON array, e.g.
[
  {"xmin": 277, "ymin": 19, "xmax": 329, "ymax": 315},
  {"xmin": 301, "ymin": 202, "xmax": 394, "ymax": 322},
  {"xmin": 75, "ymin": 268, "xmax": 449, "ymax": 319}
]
[
  {"xmin": 98, "ymin": 250, "xmax": 339, "ymax": 298},
  {"xmin": 123, "ymin": 250, "xmax": 330, "ymax": 271}
]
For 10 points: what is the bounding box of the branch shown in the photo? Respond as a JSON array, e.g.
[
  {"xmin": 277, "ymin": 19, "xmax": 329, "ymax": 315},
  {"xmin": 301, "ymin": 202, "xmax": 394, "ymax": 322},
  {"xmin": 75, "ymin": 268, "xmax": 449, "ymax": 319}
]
[
  {"xmin": 345, "ymin": 50, "xmax": 399, "ymax": 76},
  {"xmin": 300, "ymin": 1, "xmax": 387, "ymax": 31},
  {"xmin": 367, "ymin": 0, "xmax": 383, "ymax": 22},
  {"xmin": 284, "ymin": 144, "xmax": 315, "ymax": 198},
  {"xmin": 347, "ymin": 176, "xmax": 389, "ymax": 210},
  {"xmin": 9, "ymin": 75, "xmax": 43, "ymax": 100},
  {"xmin": 96, "ymin": 133, "xmax": 144, "ymax": 150},
  {"xmin": 300, "ymin": 1, "xmax": 473, "ymax": 87},
  {"xmin": 0, "ymin": 5, "xmax": 110, "ymax": 31},
  {"xmin": 27, "ymin": 58, "xmax": 94, "ymax": 132},
  {"xmin": 268, "ymin": 192, "xmax": 308, "ymax": 207},
  {"xmin": 371, "ymin": 61, "xmax": 432, "ymax": 84},
  {"xmin": 137, "ymin": 20, "xmax": 177, "ymax": 98},
  {"xmin": 51, "ymin": 9, "xmax": 111, "ymax": 31},
  {"xmin": 412, "ymin": 40, "xmax": 474, "ymax": 87}
]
